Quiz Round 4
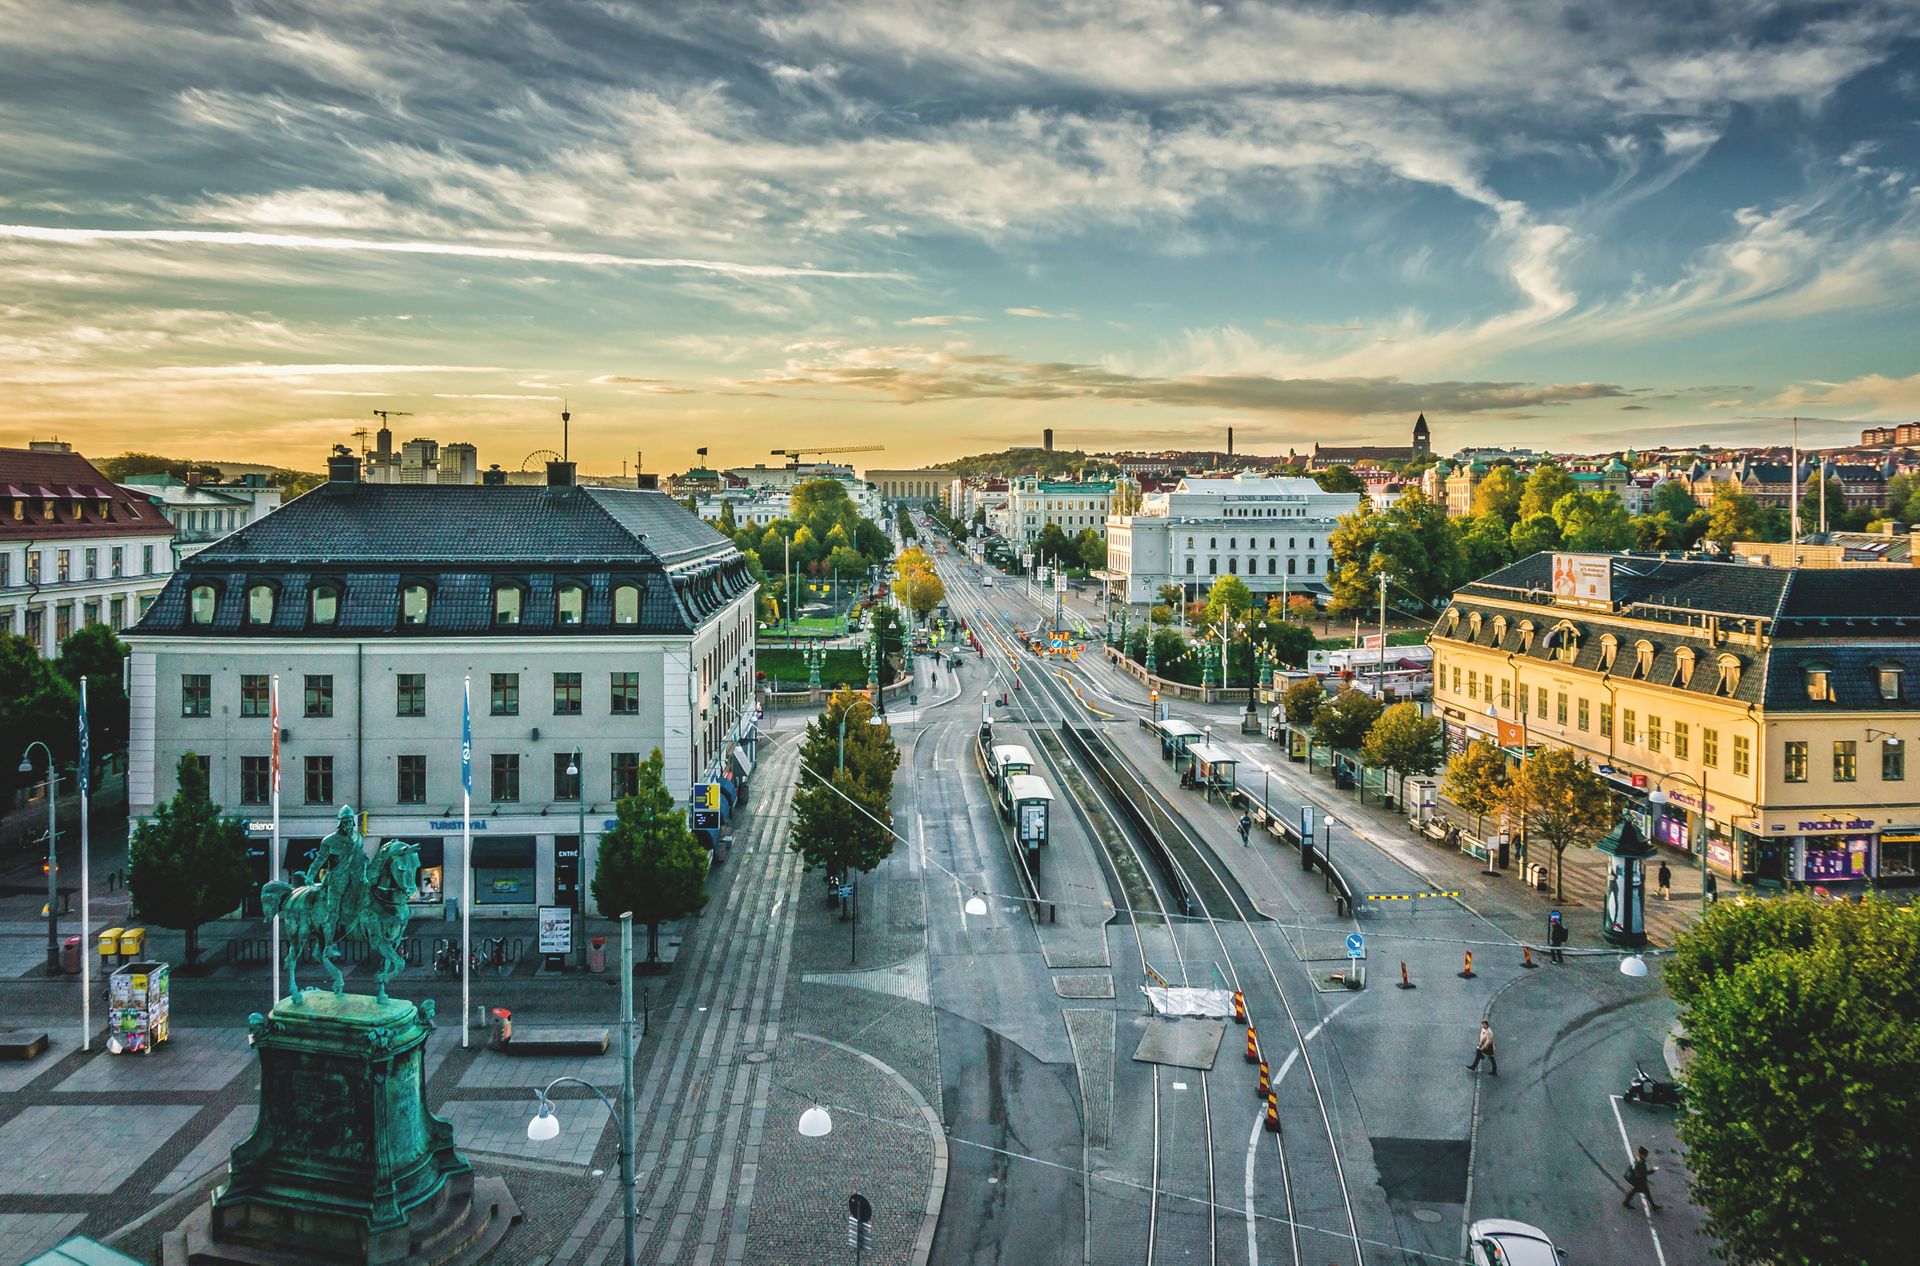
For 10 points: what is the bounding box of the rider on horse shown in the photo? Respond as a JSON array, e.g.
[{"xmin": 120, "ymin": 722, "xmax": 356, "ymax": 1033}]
[{"xmin": 307, "ymin": 806, "xmax": 368, "ymax": 930}]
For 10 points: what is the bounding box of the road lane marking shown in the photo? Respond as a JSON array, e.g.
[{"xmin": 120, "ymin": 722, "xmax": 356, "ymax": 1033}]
[
  {"xmin": 1242, "ymin": 995, "xmax": 1357, "ymax": 1266},
  {"xmin": 1609, "ymin": 1094, "xmax": 1669, "ymax": 1266}
]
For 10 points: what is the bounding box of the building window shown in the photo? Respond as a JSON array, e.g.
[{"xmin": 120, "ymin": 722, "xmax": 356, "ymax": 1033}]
[
  {"xmin": 553, "ymin": 672, "xmax": 582, "ymax": 715},
  {"xmin": 1452, "ymin": 667, "xmax": 1461, "ymax": 692},
  {"xmin": 305, "ymin": 755, "xmax": 335, "ymax": 805},
  {"xmin": 1672, "ymin": 648, "xmax": 1695, "ymax": 689},
  {"xmin": 311, "ymin": 584, "xmax": 339, "ymax": 625},
  {"xmin": 1733, "ymin": 734, "xmax": 1751, "ymax": 776},
  {"xmin": 1674, "ymin": 721, "xmax": 1689, "ymax": 761},
  {"xmin": 1208, "ymin": 558, "xmax": 1217, "ymax": 575},
  {"xmin": 84, "ymin": 548, "xmax": 97, "ymax": 580},
  {"xmin": 1879, "ymin": 665, "xmax": 1904, "ymax": 701},
  {"xmin": 247, "ymin": 584, "xmax": 274, "ymax": 625},
  {"xmin": 304, "ymin": 674, "xmax": 334, "ymax": 718},
  {"xmin": 553, "ymin": 752, "xmax": 580, "ymax": 801},
  {"xmin": 55, "ymin": 604, "xmax": 70, "ymax": 643},
  {"xmin": 190, "ymin": 584, "xmax": 217, "ymax": 624},
  {"xmin": 1805, "ymin": 665, "xmax": 1833, "ymax": 703},
  {"xmin": 56, "ymin": 549, "xmax": 69, "ymax": 582},
  {"xmin": 614, "ymin": 584, "xmax": 641, "ymax": 625},
  {"xmin": 240, "ymin": 674, "xmax": 269, "ymax": 717},
  {"xmin": 556, "ymin": 583, "xmax": 585, "ymax": 626},
  {"xmin": 1623, "ymin": 709, "xmax": 1637, "ymax": 744},
  {"xmin": 109, "ymin": 596, "xmax": 124, "ymax": 629},
  {"xmin": 401, "ymin": 583, "xmax": 430, "ymax": 626},
  {"xmin": 1834, "ymin": 740, "xmax": 1858, "ymax": 783},
  {"xmin": 240, "ymin": 756, "xmax": 270, "ymax": 805},
  {"xmin": 1535, "ymin": 686, "xmax": 1547, "ymax": 719},
  {"xmin": 1633, "ymin": 641, "xmax": 1654, "ymax": 680},
  {"xmin": 1467, "ymin": 669, "xmax": 1478, "ymax": 701},
  {"xmin": 1717, "ymin": 655, "xmax": 1741, "ymax": 697},
  {"xmin": 490, "ymin": 753, "xmax": 520, "ymax": 802},
  {"xmin": 1784, "ymin": 740, "xmax": 1808, "ymax": 783},
  {"xmin": 493, "ymin": 585, "xmax": 523, "ymax": 625},
  {"xmin": 397, "ymin": 673, "xmax": 426, "ymax": 717},
  {"xmin": 142, "ymin": 544, "xmax": 155, "ymax": 574},
  {"xmin": 1884, "ymin": 740, "xmax": 1905, "ymax": 782},
  {"xmin": 398, "ymin": 755, "xmax": 427, "ymax": 804},
  {"xmin": 491, "ymin": 672, "xmax": 519, "ymax": 716},
  {"xmin": 612, "ymin": 751, "xmax": 641, "ymax": 799},
  {"xmin": 1556, "ymin": 692, "xmax": 1567, "ymax": 725},
  {"xmin": 1598, "ymin": 636, "xmax": 1617, "ymax": 672},
  {"xmin": 110, "ymin": 546, "xmax": 123, "ymax": 577},
  {"xmin": 1703, "ymin": 728, "xmax": 1719, "ymax": 768},
  {"xmin": 1499, "ymin": 680, "xmax": 1511, "ymax": 711},
  {"xmin": 182, "ymin": 673, "xmax": 211, "ymax": 717},
  {"xmin": 611, "ymin": 672, "xmax": 640, "ymax": 715},
  {"xmin": 1647, "ymin": 715, "xmax": 1662, "ymax": 753}
]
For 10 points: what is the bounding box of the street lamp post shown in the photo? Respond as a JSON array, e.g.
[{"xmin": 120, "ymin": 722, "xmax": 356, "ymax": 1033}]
[
  {"xmin": 526, "ymin": 912, "xmax": 638, "ymax": 1266},
  {"xmin": 18, "ymin": 741, "xmax": 58, "ymax": 973},
  {"xmin": 1645, "ymin": 766, "xmax": 1712, "ymax": 907},
  {"xmin": 566, "ymin": 749, "xmax": 586, "ymax": 968}
]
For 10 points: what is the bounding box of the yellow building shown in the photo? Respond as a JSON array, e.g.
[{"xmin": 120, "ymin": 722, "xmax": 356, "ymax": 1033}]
[
  {"xmin": 862, "ymin": 467, "xmax": 955, "ymax": 505},
  {"xmin": 1430, "ymin": 551, "xmax": 1920, "ymax": 889}
]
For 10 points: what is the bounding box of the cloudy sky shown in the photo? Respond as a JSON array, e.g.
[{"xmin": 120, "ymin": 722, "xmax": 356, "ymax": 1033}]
[{"xmin": 3, "ymin": 1, "xmax": 1919, "ymax": 472}]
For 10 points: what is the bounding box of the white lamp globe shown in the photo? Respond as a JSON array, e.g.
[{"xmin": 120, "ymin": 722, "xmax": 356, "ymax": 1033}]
[
  {"xmin": 526, "ymin": 1105, "xmax": 561, "ymax": 1142},
  {"xmin": 1619, "ymin": 955, "xmax": 1650, "ymax": 978},
  {"xmin": 797, "ymin": 1105, "xmax": 834, "ymax": 1138}
]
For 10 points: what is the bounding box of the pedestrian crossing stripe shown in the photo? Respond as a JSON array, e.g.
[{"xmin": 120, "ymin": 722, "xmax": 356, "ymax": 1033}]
[{"xmin": 1364, "ymin": 891, "xmax": 1461, "ymax": 901}]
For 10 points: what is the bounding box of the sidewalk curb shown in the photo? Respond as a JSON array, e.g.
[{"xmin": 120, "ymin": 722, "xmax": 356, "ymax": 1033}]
[{"xmin": 793, "ymin": 1032, "xmax": 948, "ymax": 1266}]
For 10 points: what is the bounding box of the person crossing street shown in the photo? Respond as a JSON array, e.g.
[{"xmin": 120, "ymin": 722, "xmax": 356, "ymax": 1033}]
[
  {"xmin": 1621, "ymin": 1145, "xmax": 1662, "ymax": 1211},
  {"xmin": 1466, "ymin": 1019, "xmax": 1497, "ymax": 1075}
]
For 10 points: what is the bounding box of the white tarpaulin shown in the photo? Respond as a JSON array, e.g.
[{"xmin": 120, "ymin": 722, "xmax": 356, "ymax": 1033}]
[{"xmin": 1142, "ymin": 985, "xmax": 1237, "ymax": 1019}]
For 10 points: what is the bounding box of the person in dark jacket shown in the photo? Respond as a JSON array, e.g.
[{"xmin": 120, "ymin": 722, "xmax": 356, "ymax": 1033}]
[
  {"xmin": 1622, "ymin": 1145, "xmax": 1661, "ymax": 1210},
  {"xmin": 1657, "ymin": 861, "xmax": 1673, "ymax": 900},
  {"xmin": 1549, "ymin": 918, "xmax": 1569, "ymax": 963}
]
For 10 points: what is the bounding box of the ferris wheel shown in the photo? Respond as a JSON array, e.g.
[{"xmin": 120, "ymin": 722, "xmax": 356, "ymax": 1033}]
[{"xmin": 521, "ymin": 449, "xmax": 563, "ymax": 472}]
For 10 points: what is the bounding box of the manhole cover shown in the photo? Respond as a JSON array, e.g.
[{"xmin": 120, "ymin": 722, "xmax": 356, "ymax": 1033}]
[
  {"xmin": 744, "ymin": 1051, "xmax": 771, "ymax": 1064},
  {"xmin": 1413, "ymin": 1210, "xmax": 1442, "ymax": 1225}
]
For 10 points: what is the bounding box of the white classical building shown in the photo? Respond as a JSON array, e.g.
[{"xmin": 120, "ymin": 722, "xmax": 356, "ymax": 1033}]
[
  {"xmin": 120, "ymin": 473, "xmax": 283, "ymax": 562},
  {"xmin": 0, "ymin": 443, "xmax": 178, "ymax": 653},
  {"xmin": 1104, "ymin": 474, "xmax": 1361, "ymax": 604},
  {"xmin": 1008, "ymin": 478, "xmax": 1116, "ymax": 545},
  {"xmin": 125, "ymin": 451, "xmax": 758, "ymax": 922}
]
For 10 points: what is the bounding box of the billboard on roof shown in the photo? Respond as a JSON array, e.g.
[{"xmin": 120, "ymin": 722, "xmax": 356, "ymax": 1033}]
[{"xmin": 1552, "ymin": 554, "xmax": 1611, "ymax": 604}]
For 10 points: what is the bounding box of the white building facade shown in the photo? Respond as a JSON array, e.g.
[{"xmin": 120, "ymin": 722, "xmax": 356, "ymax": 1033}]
[
  {"xmin": 121, "ymin": 474, "xmax": 283, "ymax": 562},
  {"xmin": 1104, "ymin": 474, "xmax": 1360, "ymax": 604},
  {"xmin": 126, "ymin": 454, "xmax": 758, "ymax": 923},
  {"xmin": 0, "ymin": 444, "xmax": 177, "ymax": 653},
  {"xmin": 1008, "ymin": 478, "xmax": 1116, "ymax": 545}
]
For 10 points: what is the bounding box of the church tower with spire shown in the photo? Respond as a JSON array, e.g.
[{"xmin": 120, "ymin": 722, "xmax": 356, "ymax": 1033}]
[{"xmin": 1412, "ymin": 412, "xmax": 1431, "ymax": 457}]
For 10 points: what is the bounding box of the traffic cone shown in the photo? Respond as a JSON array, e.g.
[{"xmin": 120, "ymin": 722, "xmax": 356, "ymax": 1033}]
[
  {"xmin": 1244, "ymin": 1025, "xmax": 1259, "ymax": 1063},
  {"xmin": 1459, "ymin": 950, "xmax": 1476, "ymax": 979},
  {"xmin": 1232, "ymin": 990, "xmax": 1247, "ymax": 1022},
  {"xmin": 1264, "ymin": 1092, "xmax": 1281, "ymax": 1134},
  {"xmin": 1397, "ymin": 961, "xmax": 1415, "ymax": 990},
  {"xmin": 1522, "ymin": 945, "xmax": 1538, "ymax": 970},
  {"xmin": 1257, "ymin": 1060, "xmax": 1271, "ymax": 1099}
]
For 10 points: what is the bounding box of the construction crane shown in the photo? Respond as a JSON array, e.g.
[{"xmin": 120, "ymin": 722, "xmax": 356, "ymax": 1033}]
[
  {"xmin": 372, "ymin": 409, "xmax": 412, "ymax": 426},
  {"xmin": 770, "ymin": 444, "xmax": 882, "ymax": 471}
]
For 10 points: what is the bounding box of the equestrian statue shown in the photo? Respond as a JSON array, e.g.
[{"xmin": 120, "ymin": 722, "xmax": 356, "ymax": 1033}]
[{"xmin": 261, "ymin": 805, "xmax": 421, "ymax": 1003}]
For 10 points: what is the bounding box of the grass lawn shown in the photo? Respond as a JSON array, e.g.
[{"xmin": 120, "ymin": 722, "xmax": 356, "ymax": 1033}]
[
  {"xmin": 758, "ymin": 647, "xmax": 874, "ymax": 688},
  {"xmin": 763, "ymin": 615, "xmax": 846, "ymax": 637}
]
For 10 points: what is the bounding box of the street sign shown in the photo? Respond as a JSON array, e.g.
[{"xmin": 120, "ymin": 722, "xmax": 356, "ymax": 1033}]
[
  {"xmin": 847, "ymin": 1192, "xmax": 873, "ymax": 1251},
  {"xmin": 692, "ymin": 781, "xmax": 722, "ymax": 830},
  {"xmin": 1346, "ymin": 932, "xmax": 1366, "ymax": 959},
  {"xmin": 836, "ymin": 883, "xmax": 855, "ymax": 899}
]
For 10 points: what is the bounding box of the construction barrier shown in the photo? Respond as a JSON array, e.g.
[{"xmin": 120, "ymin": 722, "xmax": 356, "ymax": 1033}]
[
  {"xmin": 1264, "ymin": 1092, "xmax": 1281, "ymax": 1133},
  {"xmin": 1459, "ymin": 950, "xmax": 1476, "ymax": 979},
  {"xmin": 1363, "ymin": 891, "xmax": 1462, "ymax": 902},
  {"xmin": 1244, "ymin": 1025, "xmax": 1259, "ymax": 1064},
  {"xmin": 1256, "ymin": 1059, "xmax": 1271, "ymax": 1099},
  {"xmin": 1397, "ymin": 961, "xmax": 1415, "ymax": 990},
  {"xmin": 1232, "ymin": 990, "xmax": 1246, "ymax": 1022},
  {"xmin": 1522, "ymin": 945, "xmax": 1538, "ymax": 970}
]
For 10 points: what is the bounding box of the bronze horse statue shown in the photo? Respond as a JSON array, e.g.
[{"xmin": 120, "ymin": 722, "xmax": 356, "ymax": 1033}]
[{"xmin": 262, "ymin": 838, "xmax": 421, "ymax": 1003}]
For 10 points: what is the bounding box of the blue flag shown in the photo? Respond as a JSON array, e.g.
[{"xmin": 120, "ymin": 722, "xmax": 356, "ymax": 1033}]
[
  {"xmin": 77, "ymin": 679, "xmax": 89, "ymax": 794},
  {"xmin": 461, "ymin": 675, "xmax": 472, "ymax": 796}
]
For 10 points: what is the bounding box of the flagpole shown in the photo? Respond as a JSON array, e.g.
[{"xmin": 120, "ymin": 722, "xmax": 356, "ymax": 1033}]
[
  {"xmin": 79, "ymin": 677, "xmax": 91, "ymax": 1052},
  {"xmin": 270, "ymin": 674, "xmax": 281, "ymax": 1003},
  {"xmin": 461, "ymin": 674, "xmax": 472, "ymax": 1049}
]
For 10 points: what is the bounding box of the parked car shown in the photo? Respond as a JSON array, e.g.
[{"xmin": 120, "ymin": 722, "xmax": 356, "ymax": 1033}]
[{"xmin": 1467, "ymin": 1219, "xmax": 1565, "ymax": 1266}]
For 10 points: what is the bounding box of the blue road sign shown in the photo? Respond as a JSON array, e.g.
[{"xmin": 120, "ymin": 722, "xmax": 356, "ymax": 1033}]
[
  {"xmin": 1346, "ymin": 932, "xmax": 1365, "ymax": 959},
  {"xmin": 836, "ymin": 883, "xmax": 855, "ymax": 899}
]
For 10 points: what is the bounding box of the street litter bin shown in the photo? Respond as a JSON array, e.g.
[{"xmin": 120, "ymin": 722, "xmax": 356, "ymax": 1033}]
[
  {"xmin": 589, "ymin": 936, "xmax": 607, "ymax": 974},
  {"xmin": 60, "ymin": 935, "xmax": 82, "ymax": 974},
  {"xmin": 99, "ymin": 927, "xmax": 124, "ymax": 965},
  {"xmin": 488, "ymin": 1007, "xmax": 513, "ymax": 1050}
]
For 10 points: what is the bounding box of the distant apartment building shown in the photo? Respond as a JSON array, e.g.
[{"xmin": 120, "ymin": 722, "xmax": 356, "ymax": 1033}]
[
  {"xmin": 362, "ymin": 424, "xmax": 480, "ymax": 485},
  {"xmin": 725, "ymin": 462, "xmax": 855, "ymax": 490},
  {"xmin": 0, "ymin": 443, "xmax": 177, "ymax": 652},
  {"xmin": 1861, "ymin": 423, "xmax": 1920, "ymax": 447},
  {"xmin": 1104, "ymin": 474, "xmax": 1359, "ymax": 603},
  {"xmin": 862, "ymin": 467, "xmax": 955, "ymax": 506},
  {"xmin": 120, "ymin": 473, "xmax": 283, "ymax": 562},
  {"xmin": 1009, "ymin": 477, "xmax": 1117, "ymax": 545}
]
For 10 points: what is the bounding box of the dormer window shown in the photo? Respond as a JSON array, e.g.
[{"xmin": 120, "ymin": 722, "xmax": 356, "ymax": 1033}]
[
  {"xmin": 1492, "ymin": 615, "xmax": 1508, "ymax": 645},
  {"xmin": 1550, "ymin": 622, "xmax": 1580, "ymax": 664},
  {"xmin": 493, "ymin": 584, "xmax": 523, "ymax": 626},
  {"xmin": 556, "ymin": 582, "xmax": 585, "ymax": 626},
  {"xmin": 1879, "ymin": 664, "xmax": 1904, "ymax": 702},
  {"xmin": 1517, "ymin": 620, "xmax": 1535, "ymax": 653},
  {"xmin": 613, "ymin": 584, "xmax": 640, "ymax": 625},
  {"xmin": 1717, "ymin": 654, "xmax": 1742, "ymax": 697},
  {"xmin": 401, "ymin": 583, "xmax": 431, "ymax": 626},
  {"xmin": 1632, "ymin": 640, "xmax": 1655, "ymax": 680},
  {"xmin": 189, "ymin": 584, "xmax": 217, "ymax": 625},
  {"xmin": 1599, "ymin": 635, "xmax": 1618, "ymax": 672},
  {"xmin": 1806, "ymin": 662, "xmax": 1834, "ymax": 703},
  {"xmin": 246, "ymin": 584, "xmax": 275, "ymax": 626},
  {"xmin": 1673, "ymin": 647, "xmax": 1695, "ymax": 689},
  {"xmin": 1468, "ymin": 612, "xmax": 1483, "ymax": 642},
  {"xmin": 310, "ymin": 584, "xmax": 340, "ymax": 626}
]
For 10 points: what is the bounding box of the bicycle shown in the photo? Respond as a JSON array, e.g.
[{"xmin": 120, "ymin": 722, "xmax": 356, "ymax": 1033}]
[
  {"xmin": 472, "ymin": 936, "xmax": 508, "ymax": 977},
  {"xmin": 432, "ymin": 938, "xmax": 464, "ymax": 978}
]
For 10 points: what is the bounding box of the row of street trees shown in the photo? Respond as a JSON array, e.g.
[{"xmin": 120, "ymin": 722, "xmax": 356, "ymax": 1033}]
[
  {"xmin": 0, "ymin": 625, "xmax": 130, "ymax": 804},
  {"xmin": 1441, "ymin": 738, "xmax": 1614, "ymax": 899},
  {"xmin": 716, "ymin": 479, "xmax": 893, "ymax": 622},
  {"xmin": 1276, "ymin": 678, "xmax": 1447, "ymax": 802},
  {"xmin": 893, "ymin": 546, "xmax": 947, "ymax": 625}
]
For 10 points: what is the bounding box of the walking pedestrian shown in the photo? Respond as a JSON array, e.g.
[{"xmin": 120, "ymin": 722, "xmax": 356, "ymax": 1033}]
[
  {"xmin": 1238, "ymin": 813, "xmax": 1253, "ymax": 847},
  {"xmin": 1466, "ymin": 1019, "xmax": 1498, "ymax": 1075},
  {"xmin": 1549, "ymin": 917, "xmax": 1568, "ymax": 964},
  {"xmin": 1621, "ymin": 1145, "xmax": 1662, "ymax": 1211},
  {"xmin": 1657, "ymin": 861, "xmax": 1672, "ymax": 900}
]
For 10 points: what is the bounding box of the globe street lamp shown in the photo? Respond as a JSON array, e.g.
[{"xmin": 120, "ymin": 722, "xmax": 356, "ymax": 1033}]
[
  {"xmin": 18, "ymin": 741, "xmax": 58, "ymax": 973},
  {"xmin": 1644, "ymin": 767, "xmax": 1711, "ymax": 908},
  {"xmin": 526, "ymin": 912, "xmax": 638, "ymax": 1266}
]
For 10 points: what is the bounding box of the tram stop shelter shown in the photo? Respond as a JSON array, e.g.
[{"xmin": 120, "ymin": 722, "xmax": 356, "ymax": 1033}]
[
  {"xmin": 1155, "ymin": 718, "xmax": 1203, "ymax": 762},
  {"xmin": 1186, "ymin": 742, "xmax": 1238, "ymax": 800}
]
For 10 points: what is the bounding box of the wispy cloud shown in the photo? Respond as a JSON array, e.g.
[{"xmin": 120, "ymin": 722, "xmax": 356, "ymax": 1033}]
[{"xmin": 1006, "ymin": 306, "xmax": 1077, "ymax": 320}]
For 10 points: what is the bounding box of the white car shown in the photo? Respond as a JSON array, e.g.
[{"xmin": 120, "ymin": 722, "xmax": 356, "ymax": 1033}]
[
  {"xmin": 1468, "ymin": 1219, "xmax": 1566, "ymax": 1266},
  {"xmin": 981, "ymin": 575, "xmax": 994, "ymax": 586}
]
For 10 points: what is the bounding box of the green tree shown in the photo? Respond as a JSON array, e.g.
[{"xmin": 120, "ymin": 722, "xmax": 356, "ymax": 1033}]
[
  {"xmin": 717, "ymin": 500, "xmax": 737, "ymax": 533},
  {"xmin": 1328, "ymin": 491, "xmax": 1458, "ymax": 615},
  {"xmin": 1253, "ymin": 619, "xmax": 1314, "ymax": 669},
  {"xmin": 1470, "ymin": 466, "xmax": 1525, "ymax": 525},
  {"xmin": 1518, "ymin": 465, "xmax": 1577, "ymax": 519},
  {"xmin": 1551, "ymin": 490, "xmax": 1635, "ymax": 550},
  {"xmin": 1667, "ymin": 896, "xmax": 1920, "ymax": 1266},
  {"xmin": 58, "ymin": 624, "xmax": 129, "ymax": 762},
  {"xmin": 1704, "ymin": 484, "xmax": 1762, "ymax": 549},
  {"xmin": 1156, "ymin": 583, "xmax": 1186, "ymax": 609},
  {"xmin": 1361, "ymin": 702, "xmax": 1444, "ymax": 801},
  {"xmin": 1312, "ymin": 465, "xmax": 1364, "ymax": 493},
  {"xmin": 128, "ymin": 754, "xmax": 252, "ymax": 964},
  {"xmin": 1509, "ymin": 512, "xmax": 1561, "ymax": 556},
  {"xmin": 1281, "ymin": 676, "xmax": 1325, "ymax": 728},
  {"xmin": 1498, "ymin": 745, "xmax": 1614, "ymax": 900},
  {"xmin": 0, "ymin": 634, "xmax": 77, "ymax": 803},
  {"xmin": 1456, "ymin": 513, "xmax": 1514, "ymax": 580},
  {"xmin": 1312, "ymin": 685, "xmax": 1383, "ymax": 753},
  {"xmin": 591, "ymin": 748, "xmax": 709, "ymax": 962},
  {"xmin": 1034, "ymin": 521, "xmax": 1073, "ymax": 565},
  {"xmin": 1650, "ymin": 479, "xmax": 1698, "ymax": 520},
  {"xmin": 1204, "ymin": 573, "xmax": 1254, "ymax": 627},
  {"xmin": 1072, "ymin": 528, "xmax": 1107, "ymax": 571},
  {"xmin": 1443, "ymin": 738, "xmax": 1509, "ymax": 839},
  {"xmin": 1799, "ymin": 473, "xmax": 1850, "ymax": 531},
  {"xmin": 788, "ymin": 691, "xmax": 900, "ymax": 900}
]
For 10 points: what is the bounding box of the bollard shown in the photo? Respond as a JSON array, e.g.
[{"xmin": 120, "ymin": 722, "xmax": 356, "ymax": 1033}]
[
  {"xmin": 1232, "ymin": 990, "xmax": 1247, "ymax": 1023},
  {"xmin": 1264, "ymin": 1091, "xmax": 1281, "ymax": 1134},
  {"xmin": 1244, "ymin": 1025, "xmax": 1260, "ymax": 1064},
  {"xmin": 1256, "ymin": 1059, "xmax": 1270, "ymax": 1099},
  {"xmin": 1397, "ymin": 960, "xmax": 1415, "ymax": 990},
  {"xmin": 1459, "ymin": 949, "xmax": 1476, "ymax": 979},
  {"xmin": 1522, "ymin": 945, "xmax": 1538, "ymax": 970}
]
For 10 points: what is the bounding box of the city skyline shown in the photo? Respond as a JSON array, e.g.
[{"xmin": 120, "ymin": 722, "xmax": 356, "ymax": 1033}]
[{"xmin": 3, "ymin": 2, "xmax": 1920, "ymax": 469}]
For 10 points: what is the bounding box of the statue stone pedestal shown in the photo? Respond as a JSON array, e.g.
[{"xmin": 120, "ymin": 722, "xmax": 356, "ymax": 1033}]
[{"xmin": 164, "ymin": 994, "xmax": 517, "ymax": 1266}]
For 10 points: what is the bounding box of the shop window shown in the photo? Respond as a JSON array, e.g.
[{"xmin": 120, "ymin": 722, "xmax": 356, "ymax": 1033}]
[
  {"xmin": 1784, "ymin": 740, "xmax": 1807, "ymax": 783},
  {"xmin": 1834, "ymin": 740, "xmax": 1858, "ymax": 783},
  {"xmin": 190, "ymin": 584, "xmax": 218, "ymax": 625},
  {"xmin": 240, "ymin": 674, "xmax": 269, "ymax": 717},
  {"xmin": 1884, "ymin": 740, "xmax": 1906, "ymax": 782},
  {"xmin": 397, "ymin": 755, "xmax": 427, "ymax": 804},
  {"xmin": 472, "ymin": 836, "xmax": 535, "ymax": 904}
]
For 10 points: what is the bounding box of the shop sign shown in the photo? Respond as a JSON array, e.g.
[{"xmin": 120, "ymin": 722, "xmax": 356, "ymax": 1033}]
[
  {"xmin": 430, "ymin": 819, "xmax": 487, "ymax": 831},
  {"xmin": 1797, "ymin": 816, "xmax": 1875, "ymax": 833},
  {"xmin": 242, "ymin": 819, "xmax": 274, "ymax": 836},
  {"xmin": 1707, "ymin": 838, "xmax": 1735, "ymax": 869}
]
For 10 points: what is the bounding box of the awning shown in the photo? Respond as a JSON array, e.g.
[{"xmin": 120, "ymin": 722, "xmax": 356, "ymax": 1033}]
[{"xmin": 729, "ymin": 744, "xmax": 754, "ymax": 782}]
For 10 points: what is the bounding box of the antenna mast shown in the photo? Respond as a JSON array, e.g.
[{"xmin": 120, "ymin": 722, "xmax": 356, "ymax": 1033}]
[{"xmin": 562, "ymin": 400, "xmax": 571, "ymax": 463}]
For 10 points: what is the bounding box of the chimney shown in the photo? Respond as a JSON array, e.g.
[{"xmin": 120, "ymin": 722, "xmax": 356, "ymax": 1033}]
[
  {"xmin": 1043, "ymin": 428, "xmax": 1054, "ymax": 452},
  {"xmin": 636, "ymin": 472, "xmax": 661, "ymax": 491},
  {"xmin": 482, "ymin": 464, "xmax": 507, "ymax": 487},
  {"xmin": 186, "ymin": 471, "xmax": 205, "ymax": 487},
  {"xmin": 1227, "ymin": 427, "xmax": 1234, "ymax": 457},
  {"xmin": 546, "ymin": 460, "xmax": 577, "ymax": 487},
  {"xmin": 326, "ymin": 445, "xmax": 361, "ymax": 484}
]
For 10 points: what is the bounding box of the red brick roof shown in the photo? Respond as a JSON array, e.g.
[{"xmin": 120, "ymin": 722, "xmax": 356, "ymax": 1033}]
[{"xmin": 0, "ymin": 448, "xmax": 175, "ymax": 540}]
